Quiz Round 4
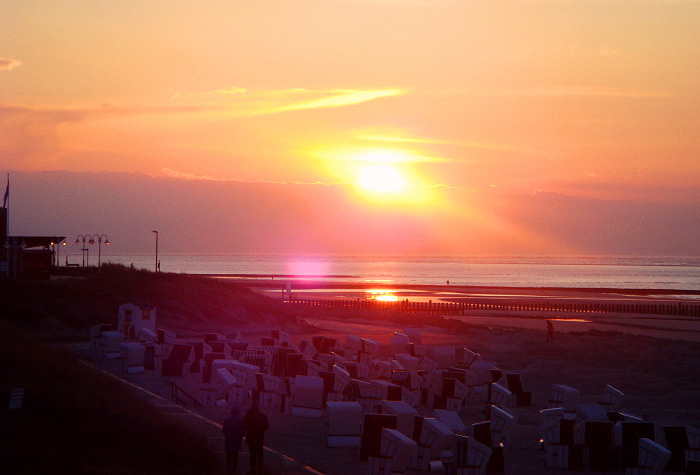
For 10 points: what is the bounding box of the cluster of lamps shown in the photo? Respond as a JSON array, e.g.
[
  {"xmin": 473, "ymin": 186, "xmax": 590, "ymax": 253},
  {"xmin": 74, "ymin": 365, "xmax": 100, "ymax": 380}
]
[{"xmin": 75, "ymin": 234, "xmax": 109, "ymax": 268}]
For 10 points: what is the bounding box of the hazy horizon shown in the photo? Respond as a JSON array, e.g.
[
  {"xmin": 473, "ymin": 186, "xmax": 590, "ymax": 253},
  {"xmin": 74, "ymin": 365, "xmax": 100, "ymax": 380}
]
[{"xmin": 6, "ymin": 170, "xmax": 700, "ymax": 257}]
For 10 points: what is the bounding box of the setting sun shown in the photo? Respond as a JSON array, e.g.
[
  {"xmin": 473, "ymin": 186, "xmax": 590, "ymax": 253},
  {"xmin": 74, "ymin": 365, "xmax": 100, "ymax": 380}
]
[{"xmin": 358, "ymin": 164, "xmax": 406, "ymax": 194}]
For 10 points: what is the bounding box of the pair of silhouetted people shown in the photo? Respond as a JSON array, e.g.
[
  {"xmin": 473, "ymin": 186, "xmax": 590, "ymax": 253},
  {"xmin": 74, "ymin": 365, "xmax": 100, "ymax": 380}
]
[{"xmin": 222, "ymin": 401, "xmax": 269, "ymax": 474}]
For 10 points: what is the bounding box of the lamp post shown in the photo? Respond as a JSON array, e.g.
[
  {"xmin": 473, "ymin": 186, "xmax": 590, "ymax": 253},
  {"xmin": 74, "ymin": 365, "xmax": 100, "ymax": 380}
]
[
  {"xmin": 75, "ymin": 235, "xmax": 90, "ymax": 267},
  {"xmin": 89, "ymin": 234, "xmax": 109, "ymax": 270},
  {"xmin": 75, "ymin": 234, "xmax": 110, "ymax": 269},
  {"xmin": 50, "ymin": 239, "xmax": 66, "ymax": 267},
  {"xmin": 152, "ymin": 230, "xmax": 159, "ymax": 272}
]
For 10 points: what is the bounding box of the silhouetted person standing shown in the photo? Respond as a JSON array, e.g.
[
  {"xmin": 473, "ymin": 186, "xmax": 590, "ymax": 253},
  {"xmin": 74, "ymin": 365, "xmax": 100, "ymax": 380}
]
[
  {"xmin": 243, "ymin": 401, "xmax": 269, "ymax": 474},
  {"xmin": 547, "ymin": 320, "xmax": 554, "ymax": 341},
  {"xmin": 222, "ymin": 406, "xmax": 245, "ymax": 474}
]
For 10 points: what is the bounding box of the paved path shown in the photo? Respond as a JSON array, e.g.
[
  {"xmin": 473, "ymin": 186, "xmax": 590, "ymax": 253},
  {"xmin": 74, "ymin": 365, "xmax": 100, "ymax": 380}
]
[{"xmin": 88, "ymin": 362, "xmax": 323, "ymax": 474}]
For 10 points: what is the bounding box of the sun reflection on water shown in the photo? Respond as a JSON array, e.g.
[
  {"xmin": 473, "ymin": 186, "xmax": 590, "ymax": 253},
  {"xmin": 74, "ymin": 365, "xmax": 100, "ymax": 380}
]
[{"xmin": 365, "ymin": 289, "xmax": 399, "ymax": 301}]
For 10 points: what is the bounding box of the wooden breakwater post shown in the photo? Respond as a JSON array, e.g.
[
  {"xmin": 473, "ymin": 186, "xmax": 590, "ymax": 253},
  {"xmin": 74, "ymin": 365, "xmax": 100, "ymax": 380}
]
[{"xmin": 287, "ymin": 297, "xmax": 700, "ymax": 318}]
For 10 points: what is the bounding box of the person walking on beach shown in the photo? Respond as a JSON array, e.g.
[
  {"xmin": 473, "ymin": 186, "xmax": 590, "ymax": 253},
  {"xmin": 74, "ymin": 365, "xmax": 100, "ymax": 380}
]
[
  {"xmin": 243, "ymin": 401, "xmax": 269, "ymax": 474},
  {"xmin": 546, "ymin": 320, "xmax": 554, "ymax": 341},
  {"xmin": 222, "ymin": 406, "xmax": 245, "ymax": 474}
]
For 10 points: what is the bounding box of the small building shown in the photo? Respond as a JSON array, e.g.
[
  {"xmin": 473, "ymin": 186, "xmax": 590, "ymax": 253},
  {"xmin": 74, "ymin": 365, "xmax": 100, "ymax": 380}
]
[
  {"xmin": 117, "ymin": 303, "xmax": 156, "ymax": 339},
  {"xmin": 1, "ymin": 235, "xmax": 65, "ymax": 279}
]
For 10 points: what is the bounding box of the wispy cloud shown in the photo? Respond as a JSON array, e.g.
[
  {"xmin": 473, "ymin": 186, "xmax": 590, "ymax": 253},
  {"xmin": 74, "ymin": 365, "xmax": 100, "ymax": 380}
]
[
  {"xmin": 357, "ymin": 134, "xmax": 454, "ymax": 145},
  {"xmin": 527, "ymin": 86, "xmax": 673, "ymax": 98},
  {"xmin": 178, "ymin": 87, "xmax": 405, "ymax": 116},
  {"xmin": 161, "ymin": 168, "xmax": 230, "ymax": 182},
  {"xmin": 357, "ymin": 133, "xmax": 531, "ymax": 153},
  {"xmin": 269, "ymin": 89, "xmax": 402, "ymax": 114},
  {"xmin": 460, "ymin": 86, "xmax": 673, "ymax": 99},
  {"xmin": 0, "ymin": 58, "xmax": 22, "ymax": 71},
  {"xmin": 161, "ymin": 167, "xmax": 346, "ymax": 186}
]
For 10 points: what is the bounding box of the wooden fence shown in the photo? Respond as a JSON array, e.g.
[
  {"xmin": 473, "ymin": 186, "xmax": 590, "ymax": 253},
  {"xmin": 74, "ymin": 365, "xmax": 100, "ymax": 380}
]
[{"xmin": 287, "ymin": 297, "xmax": 700, "ymax": 318}]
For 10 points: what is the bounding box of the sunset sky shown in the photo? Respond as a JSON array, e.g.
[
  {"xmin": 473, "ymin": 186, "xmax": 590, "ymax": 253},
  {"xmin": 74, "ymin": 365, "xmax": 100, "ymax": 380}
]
[{"xmin": 2, "ymin": 1, "xmax": 700, "ymax": 256}]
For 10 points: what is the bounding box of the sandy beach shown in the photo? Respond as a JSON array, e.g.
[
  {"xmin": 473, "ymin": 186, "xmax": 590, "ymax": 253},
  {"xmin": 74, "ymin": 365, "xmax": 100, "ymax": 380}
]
[{"xmin": 77, "ymin": 279, "xmax": 700, "ymax": 474}]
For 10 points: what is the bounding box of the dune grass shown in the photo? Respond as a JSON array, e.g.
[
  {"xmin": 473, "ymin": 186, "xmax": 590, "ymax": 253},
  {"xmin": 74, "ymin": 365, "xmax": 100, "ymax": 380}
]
[
  {"xmin": 0, "ymin": 263, "xmax": 299, "ymax": 337},
  {"xmin": 0, "ymin": 321, "xmax": 218, "ymax": 474}
]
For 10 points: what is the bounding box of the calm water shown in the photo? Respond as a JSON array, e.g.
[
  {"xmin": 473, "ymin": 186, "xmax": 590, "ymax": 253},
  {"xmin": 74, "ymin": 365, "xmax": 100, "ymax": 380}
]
[{"xmin": 83, "ymin": 254, "xmax": 700, "ymax": 291}]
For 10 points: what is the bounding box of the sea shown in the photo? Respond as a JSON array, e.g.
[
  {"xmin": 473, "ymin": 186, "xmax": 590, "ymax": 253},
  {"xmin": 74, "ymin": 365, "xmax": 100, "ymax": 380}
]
[{"xmin": 89, "ymin": 254, "xmax": 700, "ymax": 292}]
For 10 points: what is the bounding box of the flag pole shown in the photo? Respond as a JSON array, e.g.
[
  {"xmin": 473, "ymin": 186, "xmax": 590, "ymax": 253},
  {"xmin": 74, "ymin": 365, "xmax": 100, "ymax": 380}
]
[
  {"xmin": 5, "ymin": 173, "xmax": 9, "ymax": 236},
  {"xmin": 4, "ymin": 173, "xmax": 8, "ymax": 278}
]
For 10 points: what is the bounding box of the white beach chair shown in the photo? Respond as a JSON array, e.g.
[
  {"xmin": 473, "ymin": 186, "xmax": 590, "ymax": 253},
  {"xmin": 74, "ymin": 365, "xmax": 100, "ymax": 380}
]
[
  {"xmin": 380, "ymin": 428, "xmax": 418, "ymax": 474},
  {"xmin": 292, "ymin": 375, "xmax": 324, "ymax": 417},
  {"xmin": 325, "ymin": 401, "xmax": 363, "ymax": 447},
  {"xmin": 380, "ymin": 400, "xmax": 418, "ymax": 437},
  {"xmin": 454, "ymin": 435, "xmax": 492, "ymax": 471},
  {"xmin": 490, "ymin": 382, "xmax": 515, "ymax": 408},
  {"xmin": 433, "ymin": 346, "xmax": 456, "ymax": 369},
  {"xmin": 550, "ymin": 384, "xmax": 580, "ymax": 411},
  {"xmin": 626, "ymin": 438, "xmax": 671, "ymax": 475},
  {"xmin": 433, "ymin": 409, "xmax": 466, "ymax": 433},
  {"xmin": 599, "ymin": 384, "xmax": 624, "ymax": 411}
]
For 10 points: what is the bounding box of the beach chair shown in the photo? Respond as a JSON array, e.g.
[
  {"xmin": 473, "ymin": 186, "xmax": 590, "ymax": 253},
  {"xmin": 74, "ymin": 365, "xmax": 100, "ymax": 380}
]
[
  {"xmin": 291, "ymin": 375, "xmax": 324, "ymax": 417},
  {"xmin": 458, "ymin": 347, "xmax": 481, "ymax": 367},
  {"xmin": 403, "ymin": 328, "xmax": 422, "ymax": 344},
  {"xmin": 394, "ymin": 354, "xmax": 420, "ymax": 371},
  {"xmin": 380, "ymin": 400, "xmax": 418, "ymax": 437},
  {"xmin": 576, "ymin": 402, "xmax": 609, "ymax": 422},
  {"xmin": 377, "ymin": 360, "xmax": 393, "ymax": 379},
  {"xmin": 625, "ymin": 438, "xmax": 671, "ymax": 475},
  {"xmin": 325, "ymin": 401, "xmax": 363, "ymax": 447},
  {"xmin": 489, "ymin": 405, "xmax": 515, "ymax": 447},
  {"xmin": 118, "ymin": 342, "xmax": 146, "ymax": 374},
  {"xmin": 454, "ymin": 434, "xmax": 492, "ymax": 473},
  {"xmin": 98, "ymin": 330, "xmax": 124, "ymax": 359},
  {"xmin": 389, "ymin": 332, "xmax": 410, "ymax": 355},
  {"xmin": 414, "ymin": 416, "xmax": 454, "ymax": 458},
  {"xmin": 433, "ymin": 409, "xmax": 466, "ymax": 433},
  {"xmin": 137, "ymin": 327, "xmax": 158, "ymax": 343},
  {"xmin": 418, "ymin": 356, "xmax": 438, "ymax": 375},
  {"xmin": 620, "ymin": 421, "xmax": 657, "ymax": 470},
  {"xmin": 362, "ymin": 413, "xmax": 398, "ymax": 461},
  {"xmin": 379, "ymin": 428, "xmax": 418, "ymax": 474},
  {"xmin": 549, "ymin": 384, "xmax": 580, "ymax": 411},
  {"xmin": 206, "ymin": 367, "xmax": 237, "ymax": 406},
  {"xmin": 433, "ymin": 346, "xmax": 456, "ymax": 369},
  {"xmin": 161, "ymin": 344, "xmax": 194, "ymax": 377},
  {"xmin": 505, "ymin": 372, "xmax": 532, "ymax": 407},
  {"xmin": 573, "ymin": 420, "xmax": 617, "ymax": 470},
  {"xmin": 371, "ymin": 380, "xmax": 403, "ymax": 401},
  {"xmin": 490, "ymin": 382, "xmax": 515, "ymax": 408},
  {"xmin": 686, "ymin": 426, "xmax": 700, "ymax": 467},
  {"xmin": 90, "ymin": 323, "xmax": 113, "ymax": 352},
  {"xmin": 599, "ymin": 384, "xmax": 624, "ymax": 411}
]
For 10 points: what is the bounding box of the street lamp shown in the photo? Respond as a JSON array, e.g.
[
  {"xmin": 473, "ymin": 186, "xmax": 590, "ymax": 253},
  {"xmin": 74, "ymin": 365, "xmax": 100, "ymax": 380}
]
[
  {"xmin": 152, "ymin": 230, "xmax": 159, "ymax": 272},
  {"xmin": 89, "ymin": 234, "xmax": 109, "ymax": 270},
  {"xmin": 75, "ymin": 234, "xmax": 90, "ymax": 267},
  {"xmin": 76, "ymin": 234, "xmax": 110, "ymax": 268},
  {"xmin": 50, "ymin": 239, "xmax": 66, "ymax": 267}
]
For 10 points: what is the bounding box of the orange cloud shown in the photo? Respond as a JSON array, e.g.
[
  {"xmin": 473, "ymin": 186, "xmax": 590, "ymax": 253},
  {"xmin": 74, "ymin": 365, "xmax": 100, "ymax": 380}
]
[
  {"xmin": 0, "ymin": 58, "xmax": 22, "ymax": 71},
  {"xmin": 171, "ymin": 87, "xmax": 404, "ymax": 116}
]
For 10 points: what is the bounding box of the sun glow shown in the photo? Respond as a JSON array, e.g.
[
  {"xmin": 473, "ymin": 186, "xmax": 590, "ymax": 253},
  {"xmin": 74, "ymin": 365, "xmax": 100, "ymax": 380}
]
[
  {"xmin": 358, "ymin": 164, "xmax": 406, "ymax": 194},
  {"xmin": 365, "ymin": 289, "xmax": 399, "ymax": 301}
]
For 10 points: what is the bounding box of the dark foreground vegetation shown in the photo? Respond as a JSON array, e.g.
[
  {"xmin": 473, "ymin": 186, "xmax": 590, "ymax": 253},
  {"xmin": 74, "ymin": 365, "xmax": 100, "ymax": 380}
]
[
  {"xmin": 0, "ymin": 321, "xmax": 218, "ymax": 474},
  {"xmin": 0, "ymin": 265, "xmax": 304, "ymax": 474},
  {"xmin": 0, "ymin": 263, "xmax": 300, "ymax": 338}
]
